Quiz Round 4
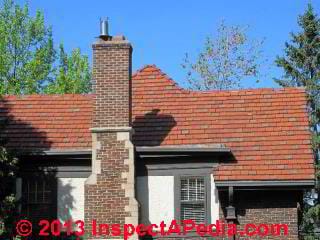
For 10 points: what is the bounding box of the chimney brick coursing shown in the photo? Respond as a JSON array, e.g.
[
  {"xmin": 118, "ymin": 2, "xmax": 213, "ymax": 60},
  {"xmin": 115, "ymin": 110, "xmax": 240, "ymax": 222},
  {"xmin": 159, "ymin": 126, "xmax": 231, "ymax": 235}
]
[
  {"xmin": 85, "ymin": 36, "xmax": 138, "ymax": 240},
  {"xmin": 91, "ymin": 38, "xmax": 132, "ymax": 128}
]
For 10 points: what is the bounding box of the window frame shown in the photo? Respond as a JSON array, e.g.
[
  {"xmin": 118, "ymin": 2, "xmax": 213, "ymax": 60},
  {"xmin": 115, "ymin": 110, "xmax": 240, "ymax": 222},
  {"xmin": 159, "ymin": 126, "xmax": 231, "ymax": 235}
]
[
  {"xmin": 21, "ymin": 175, "xmax": 57, "ymax": 222},
  {"xmin": 174, "ymin": 173, "xmax": 211, "ymax": 225}
]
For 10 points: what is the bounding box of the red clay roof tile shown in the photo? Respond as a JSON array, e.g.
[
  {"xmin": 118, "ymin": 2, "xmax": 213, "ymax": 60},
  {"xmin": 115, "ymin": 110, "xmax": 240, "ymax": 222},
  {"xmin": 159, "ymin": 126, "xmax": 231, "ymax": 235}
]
[
  {"xmin": 132, "ymin": 65, "xmax": 315, "ymax": 181},
  {"xmin": 0, "ymin": 94, "xmax": 93, "ymax": 151},
  {"xmin": 0, "ymin": 65, "xmax": 315, "ymax": 181}
]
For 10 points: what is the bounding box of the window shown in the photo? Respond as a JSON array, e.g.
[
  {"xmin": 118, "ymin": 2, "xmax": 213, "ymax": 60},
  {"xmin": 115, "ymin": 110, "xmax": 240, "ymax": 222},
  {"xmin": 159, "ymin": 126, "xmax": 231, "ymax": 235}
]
[
  {"xmin": 22, "ymin": 177, "xmax": 57, "ymax": 223},
  {"xmin": 179, "ymin": 176, "xmax": 208, "ymax": 224}
]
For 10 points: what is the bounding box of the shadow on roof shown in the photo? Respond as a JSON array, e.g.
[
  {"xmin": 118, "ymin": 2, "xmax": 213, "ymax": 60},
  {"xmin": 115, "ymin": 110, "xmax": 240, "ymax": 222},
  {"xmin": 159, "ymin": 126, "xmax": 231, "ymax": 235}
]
[
  {"xmin": 132, "ymin": 109, "xmax": 177, "ymax": 146},
  {"xmin": 0, "ymin": 97, "xmax": 53, "ymax": 153}
]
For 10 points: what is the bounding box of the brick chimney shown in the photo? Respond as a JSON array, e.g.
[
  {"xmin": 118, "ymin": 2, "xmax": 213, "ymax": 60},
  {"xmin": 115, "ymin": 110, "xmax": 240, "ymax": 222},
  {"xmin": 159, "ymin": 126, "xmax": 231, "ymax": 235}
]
[{"xmin": 85, "ymin": 19, "xmax": 138, "ymax": 239}]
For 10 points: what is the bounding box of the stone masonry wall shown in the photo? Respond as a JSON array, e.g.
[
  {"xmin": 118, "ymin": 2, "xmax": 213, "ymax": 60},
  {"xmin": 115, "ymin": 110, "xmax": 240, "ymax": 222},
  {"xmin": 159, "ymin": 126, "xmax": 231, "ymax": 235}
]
[{"xmin": 85, "ymin": 36, "xmax": 138, "ymax": 240}]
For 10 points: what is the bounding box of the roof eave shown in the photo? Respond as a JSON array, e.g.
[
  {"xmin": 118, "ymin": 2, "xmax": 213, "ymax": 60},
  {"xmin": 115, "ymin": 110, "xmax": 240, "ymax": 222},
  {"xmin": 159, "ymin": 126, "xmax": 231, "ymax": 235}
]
[
  {"xmin": 136, "ymin": 145, "xmax": 231, "ymax": 153},
  {"xmin": 215, "ymin": 180, "xmax": 315, "ymax": 188},
  {"xmin": 19, "ymin": 149, "xmax": 92, "ymax": 156}
]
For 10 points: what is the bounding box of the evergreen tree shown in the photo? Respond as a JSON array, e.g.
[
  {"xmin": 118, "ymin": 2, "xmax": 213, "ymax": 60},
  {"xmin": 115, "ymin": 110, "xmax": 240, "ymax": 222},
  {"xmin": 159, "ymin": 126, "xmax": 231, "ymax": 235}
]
[
  {"xmin": 275, "ymin": 4, "xmax": 320, "ymax": 238},
  {"xmin": 275, "ymin": 4, "xmax": 320, "ymax": 137}
]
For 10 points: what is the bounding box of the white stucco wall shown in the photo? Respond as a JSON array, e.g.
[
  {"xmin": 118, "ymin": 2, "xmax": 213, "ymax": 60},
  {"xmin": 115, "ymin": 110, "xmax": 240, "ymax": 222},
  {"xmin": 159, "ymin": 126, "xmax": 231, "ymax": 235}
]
[
  {"xmin": 57, "ymin": 178, "xmax": 86, "ymax": 222},
  {"xmin": 136, "ymin": 176, "xmax": 175, "ymax": 224},
  {"xmin": 136, "ymin": 174, "xmax": 219, "ymax": 225},
  {"xmin": 210, "ymin": 174, "xmax": 219, "ymax": 222}
]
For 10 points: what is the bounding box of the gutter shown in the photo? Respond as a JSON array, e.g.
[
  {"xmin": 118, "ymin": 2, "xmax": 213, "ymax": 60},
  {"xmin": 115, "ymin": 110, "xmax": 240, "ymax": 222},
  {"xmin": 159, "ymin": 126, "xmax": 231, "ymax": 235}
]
[{"xmin": 215, "ymin": 180, "xmax": 315, "ymax": 187}]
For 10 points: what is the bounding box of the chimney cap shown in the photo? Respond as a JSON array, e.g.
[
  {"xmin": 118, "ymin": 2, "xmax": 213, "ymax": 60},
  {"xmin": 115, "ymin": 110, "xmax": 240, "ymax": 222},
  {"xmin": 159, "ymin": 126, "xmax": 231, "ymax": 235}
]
[{"xmin": 100, "ymin": 17, "xmax": 109, "ymax": 39}]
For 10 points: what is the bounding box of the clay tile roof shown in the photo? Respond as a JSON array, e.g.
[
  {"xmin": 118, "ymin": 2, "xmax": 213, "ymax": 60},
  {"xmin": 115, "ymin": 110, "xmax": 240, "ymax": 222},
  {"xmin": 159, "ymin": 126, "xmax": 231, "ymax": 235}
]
[
  {"xmin": 0, "ymin": 65, "xmax": 315, "ymax": 181},
  {"xmin": 132, "ymin": 65, "xmax": 315, "ymax": 181},
  {"xmin": 0, "ymin": 94, "xmax": 92, "ymax": 151}
]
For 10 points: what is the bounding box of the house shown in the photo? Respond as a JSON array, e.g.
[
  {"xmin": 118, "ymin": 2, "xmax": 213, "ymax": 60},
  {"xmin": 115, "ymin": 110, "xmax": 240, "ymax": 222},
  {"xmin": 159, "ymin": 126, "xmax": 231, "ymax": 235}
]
[{"xmin": 0, "ymin": 22, "xmax": 315, "ymax": 239}]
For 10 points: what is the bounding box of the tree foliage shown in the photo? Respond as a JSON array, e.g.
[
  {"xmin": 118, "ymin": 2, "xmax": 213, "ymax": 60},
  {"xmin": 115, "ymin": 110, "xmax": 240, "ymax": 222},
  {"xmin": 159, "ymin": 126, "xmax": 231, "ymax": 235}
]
[
  {"xmin": 182, "ymin": 21, "xmax": 266, "ymax": 90},
  {"xmin": 45, "ymin": 44, "xmax": 91, "ymax": 94},
  {"xmin": 275, "ymin": 4, "xmax": 320, "ymax": 135},
  {"xmin": 275, "ymin": 4, "xmax": 320, "ymax": 238},
  {"xmin": 0, "ymin": 0, "xmax": 91, "ymax": 95},
  {"xmin": 0, "ymin": 0, "xmax": 55, "ymax": 94},
  {"xmin": 0, "ymin": 133, "xmax": 18, "ymax": 237}
]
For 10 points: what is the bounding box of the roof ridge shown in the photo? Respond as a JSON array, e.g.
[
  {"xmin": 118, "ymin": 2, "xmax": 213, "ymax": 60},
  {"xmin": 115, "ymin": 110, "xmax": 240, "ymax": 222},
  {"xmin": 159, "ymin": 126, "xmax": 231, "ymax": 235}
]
[
  {"xmin": 190, "ymin": 86, "xmax": 307, "ymax": 95},
  {"xmin": 132, "ymin": 64, "xmax": 189, "ymax": 93},
  {"xmin": 132, "ymin": 64, "xmax": 156, "ymax": 77},
  {"xmin": 132, "ymin": 64, "xmax": 306, "ymax": 95}
]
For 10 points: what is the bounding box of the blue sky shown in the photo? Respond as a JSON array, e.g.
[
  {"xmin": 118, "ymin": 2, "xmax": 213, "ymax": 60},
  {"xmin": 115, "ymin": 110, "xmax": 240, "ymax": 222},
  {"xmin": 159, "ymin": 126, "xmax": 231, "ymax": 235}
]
[{"xmin": 17, "ymin": 0, "xmax": 320, "ymax": 88}]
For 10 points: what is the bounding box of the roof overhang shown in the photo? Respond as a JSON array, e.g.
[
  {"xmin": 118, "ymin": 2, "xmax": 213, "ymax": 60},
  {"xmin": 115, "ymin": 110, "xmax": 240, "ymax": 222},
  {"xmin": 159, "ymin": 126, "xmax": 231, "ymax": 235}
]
[
  {"xmin": 216, "ymin": 180, "xmax": 315, "ymax": 188},
  {"xmin": 42, "ymin": 149, "xmax": 92, "ymax": 155},
  {"xmin": 19, "ymin": 149, "xmax": 92, "ymax": 156},
  {"xmin": 136, "ymin": 144, "xmax": 231, "ymax": 158},
  {"xmin": 43, "ymin": 149, "xmax": 92, "ymax": 155}
]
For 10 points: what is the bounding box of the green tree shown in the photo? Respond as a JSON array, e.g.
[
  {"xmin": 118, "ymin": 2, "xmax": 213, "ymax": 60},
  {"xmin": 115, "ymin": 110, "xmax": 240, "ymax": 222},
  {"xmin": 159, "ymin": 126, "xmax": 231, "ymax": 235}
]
[
  {"xmin": 0, "ymin": 126, "xmax": 18, "ymax": 238},
  {"xmin": 0, "ymin": 0, "xmax": 92, "ymax": 95},
  {"xmin": 182, "ymin": 21, "xmax": 266, "ymax": 90},
  {"xmin": 275, "ymin": 3, "xmax": 320, "ymax": 135},
  {"xmin": 0, "ymin": 0, "xmax": 55, "ymax": 95},
  {"xmin": 45, "ymin": 44, "xmax": 91, "ymax": 94},
  {"xmin": 275, "ymin": 4, "xmax": 320, "ymax": 239},
  {"xmin": 0, "ymin": 149, "xmax": 18, "ymax": 237}
]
